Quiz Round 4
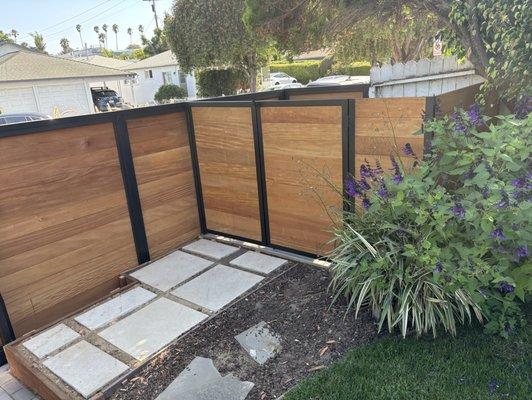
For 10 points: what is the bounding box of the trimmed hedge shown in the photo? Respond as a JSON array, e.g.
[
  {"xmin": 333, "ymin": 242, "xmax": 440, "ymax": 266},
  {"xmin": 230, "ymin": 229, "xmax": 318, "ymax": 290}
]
[
  {"xmin": 269, "ymin": 61, "xmax": 322, "ymax": 84},
  {"xmin": 330, "ymin": 61, "xmax": 371, "ymax": 76},
  {"xmin": 154, "ymin": 84, "xmax": 187, "ymax": 102},
  {"xmin": 196, "ymin": 68, "xmax": 247, "ymax": 97},
  {"xmin": 269, "ymin": 60, "xmax": 371, "ymax": 84}
]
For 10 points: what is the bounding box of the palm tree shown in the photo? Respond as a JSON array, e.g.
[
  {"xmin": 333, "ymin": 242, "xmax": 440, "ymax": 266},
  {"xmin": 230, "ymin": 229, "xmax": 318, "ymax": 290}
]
[
  {"xmin": 102, "ymin": 24, "xmax": 108, "ymax": 48},
  {"xmin": 76, "ymin": 24, "xmax": 84, "ymax": 54},
  {"xmin": 112, "ymin": 24, "xmax": 119, "ymax": 50},
  {"xmin": 59, "ymin": 38, "xmax": 72, "ymax": 54},
  {"xmin": 10, "ymin": 29, "xmax": 18, "ymax": 43},
  {"xmin": 127, "ymin": 27, "xmax": 133, "ymax": 45},
  {"xmin": 94, "ymin": 25, "xmax": 100, "ymax": 46},
  {"xmin": 98, "ymin": 32, "xmax": 106, "ymax": 49},
  {"xmin": 138, "ymin": 24, "xmax": 144, "ymax": 37}
]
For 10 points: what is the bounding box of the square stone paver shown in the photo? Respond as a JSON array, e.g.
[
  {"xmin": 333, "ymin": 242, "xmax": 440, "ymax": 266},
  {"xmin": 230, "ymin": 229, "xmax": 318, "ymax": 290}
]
[
  {"xmin": 23, "ymin": 324, "xmax": 80, "ymax": 359},
  {"xmin": 130, "ymin": 250, "xmax": 213, "ymax": 291},
  {"xmin": 230, "ymin": 251, "xmax": 287, "ymax": 274},
  {"xmin": 156, "ymin": 357, "xmax": 253, "ymax": 400},
  {"xmin": 182, "ymin": 239, "xmax": 239, "ymax": 260},
  {"xmin": 43, "ymin": 341, "xmax": 128, "ymax": 398},
  {"xmin": 171, "ymin": 265, "xmax": 263, "ymax": 311},
  {"xmin": 74, "ymin": 287, "xmax": 157, "ymax": 330},
  {"xmin": 235, "ymin": 321, "xmax": 282, "ymax": 365},
  {"xmin": 98, "ymin": 298, "xmax": 208, "ymax": 361}
]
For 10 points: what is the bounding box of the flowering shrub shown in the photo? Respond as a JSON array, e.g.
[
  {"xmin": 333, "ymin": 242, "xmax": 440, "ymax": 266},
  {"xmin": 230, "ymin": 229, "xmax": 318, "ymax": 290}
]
[{"xmin": 331, "ymin": 106, "xmax": 531, "ymax": 338}]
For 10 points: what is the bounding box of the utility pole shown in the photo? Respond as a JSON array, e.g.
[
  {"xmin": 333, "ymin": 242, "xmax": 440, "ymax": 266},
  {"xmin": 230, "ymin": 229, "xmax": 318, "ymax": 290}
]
[{"xmin": 143, "ymin": 0, "xmax": 159, "ymax": 30}]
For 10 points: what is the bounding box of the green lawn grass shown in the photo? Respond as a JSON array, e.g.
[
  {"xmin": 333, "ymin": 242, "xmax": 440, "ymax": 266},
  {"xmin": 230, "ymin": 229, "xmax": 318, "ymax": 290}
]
[{"xmin": 284, "ymin": 324, "xmax": 531, "ymax": 400}]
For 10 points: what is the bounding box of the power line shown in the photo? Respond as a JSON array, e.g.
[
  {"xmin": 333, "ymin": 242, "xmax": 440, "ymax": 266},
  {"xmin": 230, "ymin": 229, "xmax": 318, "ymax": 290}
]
[
  {"xmin": 39, "ymin": 0, "xmax": 134, "ymax": 41},
  {"xmin": 18, "ymin": 0, "xmax": 110, "ymax": 41}
]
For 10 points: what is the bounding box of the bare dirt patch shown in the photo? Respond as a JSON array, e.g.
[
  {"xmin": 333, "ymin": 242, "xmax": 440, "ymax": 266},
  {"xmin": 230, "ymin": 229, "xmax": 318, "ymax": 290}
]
[{"xmin": 110, "ymin": 263, "xmax": 377, "ymax": 400}]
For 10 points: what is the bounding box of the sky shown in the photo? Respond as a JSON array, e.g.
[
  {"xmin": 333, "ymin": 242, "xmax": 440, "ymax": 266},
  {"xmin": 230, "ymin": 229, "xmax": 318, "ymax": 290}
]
[{"xmin": 2, "ymin": 0, "xmax": 175, "ymax": 54}]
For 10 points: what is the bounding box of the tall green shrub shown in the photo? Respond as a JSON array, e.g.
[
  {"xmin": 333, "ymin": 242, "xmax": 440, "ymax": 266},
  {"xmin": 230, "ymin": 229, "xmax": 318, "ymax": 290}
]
[
  {"xmin": 331, "ymin": 106, "xmax": 531, "ymax": 338},
  {"xmin": 196, "ymin": 68, "xmax": 246, "ymax": 97}
]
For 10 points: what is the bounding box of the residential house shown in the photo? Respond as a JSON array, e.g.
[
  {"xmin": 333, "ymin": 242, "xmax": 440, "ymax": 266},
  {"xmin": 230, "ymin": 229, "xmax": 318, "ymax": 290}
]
[
  {"xmin": 0, "ymin": 42, "xmax": 132, "ymax": 117},
  {"xmin": 120, "ymin": 50, "xmax": 197, "ymax": 104}
]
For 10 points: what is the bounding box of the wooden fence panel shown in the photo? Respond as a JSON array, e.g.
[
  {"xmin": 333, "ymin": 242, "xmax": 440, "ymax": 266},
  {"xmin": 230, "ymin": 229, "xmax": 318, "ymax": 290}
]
[
  {"xmin": 127, "ymin": 112, "xmax": 199, "ymax": 260},
  {"xmin": 0, "ymin": 123, "xmax": 138, "ymax": 336},
  {"xmin": 354, "ymin": 98, "xmax": 425, "ymax": 177},
  {"xmin": 192, "ymin": 106, "xmax": 261, "ymax": 241},
  {"xmin": 261, "ymin": 104, "xmax": 344, "ymax": 255}
]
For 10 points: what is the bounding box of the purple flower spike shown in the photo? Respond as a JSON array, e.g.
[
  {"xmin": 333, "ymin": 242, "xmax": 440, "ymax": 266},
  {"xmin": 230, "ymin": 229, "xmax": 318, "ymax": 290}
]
[
  {"xmin": 497, "ymin": 190, "xmax": 509, "ymax": 208},
  {"xmin": 392, "ymin": 174, "xmax": 403, "ymax": 184},
  {"xmin": 515, "ymin": 245, "xmax": 528, "ymax": 260},
  {"xmin": 345, "ymin": 177, "xmax": 360, "ymax": 197},
  {"xmin": 490, "ymin": 228, "xmax": 506, "ymax": 241},
  {"xmin": 402, "ymin": 143, "xmax": 415, "ymax": 157},
  {"xmin": 377, "ymin": 181, "xmax": 388, "ymax": 199},
  {"xmin": 498, "ymin": 281, "xmax": 514, "ymax": 294},
  {"xmin": 451, "ymin": 112, "xmax": 467, "ymax": 133},
  {"xmin": 450, "ymin": 203, "xmax": 465, "ymax": 219},
  {"xmin": 434, "ymin": 262, "xmax": 443, "ymax": 273},
  {"xmin": 468, "ymin": 103, "xmax": 483, "ymax": 126},
  {"xmin": 481, "ymin": 187, "xmax": 490, "ymax": 199},
  {"xmin": 510, "ymin": 178, "xmax": 525, "ymax": 188},
  {"xmin": 360, "ymin": 164, "xmax": 372, "ymax": 179},
  {"xmin": 358, "ymin": 179, "xmax": 370, "ymax": 191},
  {"xmin": 362, "ymin": 196, "xmax": 371, "ymax": 210}
]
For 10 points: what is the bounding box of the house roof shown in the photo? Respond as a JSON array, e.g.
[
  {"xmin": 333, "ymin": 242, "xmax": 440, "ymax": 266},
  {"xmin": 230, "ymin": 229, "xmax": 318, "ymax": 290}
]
[
  {"xmin": 122, "ymin": 50, "xmax": 177, "ymax": 70},
  {"xmin": 75, "ymin": 55, "xmax": 134, "ymax": 70},
  {"xmin": 0, "ymin": 49, "xmax": 130, "ymax": 82}
]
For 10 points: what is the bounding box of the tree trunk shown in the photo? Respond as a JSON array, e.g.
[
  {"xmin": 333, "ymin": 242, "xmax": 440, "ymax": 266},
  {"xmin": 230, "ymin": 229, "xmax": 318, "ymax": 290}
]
[{"xmin": 248, "ymin": 53, "xmax": 258, "ymax": 92}]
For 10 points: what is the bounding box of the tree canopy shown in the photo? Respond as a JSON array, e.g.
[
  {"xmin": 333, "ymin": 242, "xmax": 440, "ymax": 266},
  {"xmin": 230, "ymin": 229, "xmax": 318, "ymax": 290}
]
[
  {"xmin": 165, "ymin": 0, "xmax": 269, "ymax": 91},
  {"xmin": 244, "ymin": 0, "xmax": 531, "ymax": 102}
]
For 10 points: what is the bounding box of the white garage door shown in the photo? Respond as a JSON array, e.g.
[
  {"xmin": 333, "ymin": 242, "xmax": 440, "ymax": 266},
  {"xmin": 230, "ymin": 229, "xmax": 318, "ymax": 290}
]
[
  {"xmin": 0, "ymin": 87, "xmax": 38, "ymax": 114},
  {"xmin": 36, "ymin": 83, "xmax": 91, "ymax": 116}
]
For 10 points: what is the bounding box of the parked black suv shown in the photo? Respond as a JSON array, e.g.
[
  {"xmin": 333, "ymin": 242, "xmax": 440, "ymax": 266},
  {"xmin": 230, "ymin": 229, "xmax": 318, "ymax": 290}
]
[{"xmin": 91, "ymin": 87, "xmax": 124, "ymax": 112}]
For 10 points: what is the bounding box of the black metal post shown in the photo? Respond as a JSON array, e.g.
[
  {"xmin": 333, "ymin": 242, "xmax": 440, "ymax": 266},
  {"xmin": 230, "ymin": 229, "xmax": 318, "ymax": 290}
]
[
  {"xmin": 0, "ymin": 294, "xmax": 15, "ymax": 365},
  {"xmin": 423, "ymin": 95, "xmax": 437, "ymax": 157},
  {"xmin": 113, "ymin": 115, "xmax": 150, "ymax": 264},
  {"xmin": 251, "ymin": 102, "xmax": 270, "ymax": 245},
  {"xmin": 185, "ymin": 104, "xmax": 207, "ymax": 234}
]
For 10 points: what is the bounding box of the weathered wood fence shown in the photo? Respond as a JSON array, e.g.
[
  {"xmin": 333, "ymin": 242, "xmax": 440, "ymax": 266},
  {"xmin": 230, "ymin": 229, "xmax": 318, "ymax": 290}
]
[{"xmin": 0, "ymin": 83, "xmax": 478, "ymax": 362}]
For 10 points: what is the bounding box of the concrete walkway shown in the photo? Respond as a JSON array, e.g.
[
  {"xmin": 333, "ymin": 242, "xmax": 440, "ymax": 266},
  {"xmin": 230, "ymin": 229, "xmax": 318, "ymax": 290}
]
[
  {"xmin": 9, "ymin": 238, "xmax": 288, "ymax": 399},
  {"xmin": 0, "ymin": 365, "xmax": 39, "ymax": 400}
]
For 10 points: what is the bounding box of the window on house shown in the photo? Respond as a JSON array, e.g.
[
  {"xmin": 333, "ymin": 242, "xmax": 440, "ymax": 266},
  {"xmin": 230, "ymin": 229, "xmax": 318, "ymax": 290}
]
[
  {"xmin": 162, "ymin": 71, "xmax": 172, "ymax": 85},
  {"xmin": 144, "ymin": 70, "xmax": 153, "ymax": 79},
  {"xmin": 178, "ymin": 71, "xmax": 187, "ymax": 85}
]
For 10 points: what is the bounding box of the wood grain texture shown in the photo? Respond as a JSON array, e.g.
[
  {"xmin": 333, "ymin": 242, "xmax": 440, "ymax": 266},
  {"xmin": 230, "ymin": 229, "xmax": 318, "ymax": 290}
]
[
  {"xmin": 127, "ymin": 112, "xmax": 199, "ymax": 259},
  {"xmin": 436, "ymin": 83, "xmax": 481, "ymax": 115},
  {"xmin": 261, "ymin": 105, "xmax": 343, "ymax": 255},
  {"xmin": 192, "ymin": 106, "xmax": 261, "ymax": 240},
  {"xmin": 354, "ymin": 98, "xmax": 425, "ymax": 177},
  {"xmin": 0, "ymin": 123, "xmax": 138, "ymax": 336},
  {"xmin": 288, "ymin": 90, "xmax": 364, "ymax": 101}
]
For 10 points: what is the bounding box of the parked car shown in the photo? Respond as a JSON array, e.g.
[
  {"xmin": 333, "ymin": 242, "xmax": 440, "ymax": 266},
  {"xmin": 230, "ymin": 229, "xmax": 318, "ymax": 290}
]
[
  {"xmin": 0, "ymin": 112, "xmax": 51, "ymax": 126},
  {"xmin": 269, "ymin": 72, "xmax": 298, "ymax": 85},
  {"xmin": 307, "ymin": 75, "xmax": 370, "ymax": 87},
  {"xmin": 91, "ymin": 87, "xmax": 124, "ymax": 112},
  {"xmin": 267, "ymin": 82, "xmax": 304, "ymax": 91}
]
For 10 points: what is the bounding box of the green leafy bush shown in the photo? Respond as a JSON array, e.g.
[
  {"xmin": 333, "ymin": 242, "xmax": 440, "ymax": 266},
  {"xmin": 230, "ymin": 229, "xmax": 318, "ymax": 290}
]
[
  {"xmin": 269, "ymin": 60, "xmax": 321, "ymax": 84},
  {"xmin": 330, "ymin": 61, "xmax": 371, "ymax": 76},
  {"xmin": 196, "ymin": 68, "xmax": 247, "ymax": 97},
  {"xmin": 331, "ymin": 106, "xmax": 531, "ymax": 338},
  {"xmin": 154, "ymin": 84, "xmax": 187, "ymax": 102}
]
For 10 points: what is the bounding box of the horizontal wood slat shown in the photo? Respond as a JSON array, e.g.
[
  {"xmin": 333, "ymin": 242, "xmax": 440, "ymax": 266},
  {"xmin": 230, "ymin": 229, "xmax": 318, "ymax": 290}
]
[
  {"xmin": 288, "ymin": 91, "xmax": 364, "ymax": 101},
  {"xmin": 354, "ymin": 98, "xmax": 425, "ymax": 177},
  {"xmin": 261, "ymin": 105, "xmax": 343, "ymax": 255},
  {"xmin": 192, "ymin": 106, "xmax": 261, "ymax": 241},
  {"xmin": 127, "ymin": 112, "xmax": 199, "ymax": 260},
  {"xmin": 0, "ymin": 123, "xmax": 138, "ymax": 336}
]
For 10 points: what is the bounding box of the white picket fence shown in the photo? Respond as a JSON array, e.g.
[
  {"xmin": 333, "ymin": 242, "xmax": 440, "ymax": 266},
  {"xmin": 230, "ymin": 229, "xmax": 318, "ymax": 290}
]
[{"xmin": 369, "ymin": 56, "xmax": 485, "ymax": 98}]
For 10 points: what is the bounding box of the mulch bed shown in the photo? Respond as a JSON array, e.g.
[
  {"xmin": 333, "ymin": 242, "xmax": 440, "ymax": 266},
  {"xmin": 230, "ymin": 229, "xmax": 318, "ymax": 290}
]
[{"xmin": 110, "ymin": 263, "xmax": 378, "ymax": 400}]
